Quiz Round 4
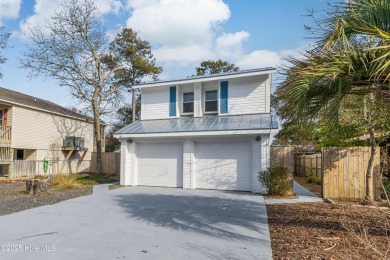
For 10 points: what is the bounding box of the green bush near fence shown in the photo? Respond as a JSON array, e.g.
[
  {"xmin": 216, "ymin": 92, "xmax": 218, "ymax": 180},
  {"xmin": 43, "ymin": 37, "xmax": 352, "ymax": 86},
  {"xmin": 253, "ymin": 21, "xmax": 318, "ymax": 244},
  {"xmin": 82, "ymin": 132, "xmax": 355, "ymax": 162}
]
[
  {"xmin": 258, "ymin": 166, "xmax": 292, "ymax": 195},
  {"xmin": 306, "ymin": 175, "xmax": 321, "ymax": 185},
  {"xmin": 382, "ymin": 178, "xmax": 390, "ymax": 199}
]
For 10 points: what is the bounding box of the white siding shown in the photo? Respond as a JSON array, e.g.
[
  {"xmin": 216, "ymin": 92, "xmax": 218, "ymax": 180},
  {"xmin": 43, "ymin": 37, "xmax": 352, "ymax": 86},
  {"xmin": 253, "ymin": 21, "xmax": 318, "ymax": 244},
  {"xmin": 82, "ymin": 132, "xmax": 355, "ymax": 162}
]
[
  {"xmin": 183, "ymin": 139, "xmax": 193, "ymax": 189},
  {"xmin": 139, "ymin": 74, "xmax": 271, "ymax": 119},
  {"xmin": 193, "ymin": 83, "xmax": 202, "ymax": 117},
  {"xmin": 120, "ymin": 140, "xmax": 134, "ymax": 185},
  {"xmin": 228, "ymin": 75, "xmax": 268, "ymax": 115},
  {"xmin": 11, "ymin": 106, "xmax": 95, "ymax": 160},
  {"xmin": 141, "ymin": 87, "xmax": 170, "ymax": 120},
  {"xmin": 252, "ymin": 134, "xmax": 268, "ymax": 193}
]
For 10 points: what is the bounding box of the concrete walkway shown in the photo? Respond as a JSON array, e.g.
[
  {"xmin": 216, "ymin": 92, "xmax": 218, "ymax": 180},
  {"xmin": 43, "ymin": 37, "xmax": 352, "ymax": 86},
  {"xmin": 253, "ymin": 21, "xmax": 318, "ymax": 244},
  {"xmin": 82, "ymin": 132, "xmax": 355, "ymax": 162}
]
[
  {"xmin": 0, "ymin": 187, "xmax": 272, "ymax": 260},
  {"xmin": 265, "ymin": 181, "xmax": 324, "ymax": 204}
]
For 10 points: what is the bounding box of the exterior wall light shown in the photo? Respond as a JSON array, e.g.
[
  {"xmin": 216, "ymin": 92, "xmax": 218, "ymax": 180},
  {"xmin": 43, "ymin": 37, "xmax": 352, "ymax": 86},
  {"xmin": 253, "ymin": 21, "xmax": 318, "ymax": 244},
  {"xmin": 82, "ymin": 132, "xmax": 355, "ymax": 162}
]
[
  {"xmin": 127, "ymin": 139, "xmax": 133, "ymax": 144},
  {"xmin": 255, "ymin": 135, "xmax": 261, "ymax": 142}
]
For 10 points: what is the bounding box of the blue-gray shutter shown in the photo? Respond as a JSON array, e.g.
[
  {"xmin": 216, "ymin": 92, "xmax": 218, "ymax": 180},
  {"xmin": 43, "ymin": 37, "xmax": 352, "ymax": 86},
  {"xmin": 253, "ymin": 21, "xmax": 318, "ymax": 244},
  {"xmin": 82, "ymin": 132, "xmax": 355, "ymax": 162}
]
[
  {"xmin": 220, "ymin": 81, "xmax": 228, "ymax": 113},
  {"xmin": 169, "ymin": 86, "xmax": 176, "ymax": 116}
]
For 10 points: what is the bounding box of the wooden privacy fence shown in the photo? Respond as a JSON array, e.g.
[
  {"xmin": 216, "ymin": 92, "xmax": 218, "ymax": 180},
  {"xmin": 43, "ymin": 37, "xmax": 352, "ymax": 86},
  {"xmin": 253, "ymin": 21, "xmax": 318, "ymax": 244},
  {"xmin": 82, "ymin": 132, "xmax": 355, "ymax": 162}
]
[
  {"xmin": 91, "ymin": 152, "xmax": 120, "ymax": 176},
  {"xmin": 295, "ymin": 153, "xmax": 322, "ymax": 179},
  {"xmin": 270, "ymin": 146, "xmax": 381, "ymax": 199},
  {"xmin": 322, "ymin": 147, "xmax": 381, "ymax": 200},
  {"xmin": 10, "ymin": 160, "xmax": 91, "ymax": 179},
  {"xmin": 270, "ymin": 146, "xmax": 295, "ymax": 173}
]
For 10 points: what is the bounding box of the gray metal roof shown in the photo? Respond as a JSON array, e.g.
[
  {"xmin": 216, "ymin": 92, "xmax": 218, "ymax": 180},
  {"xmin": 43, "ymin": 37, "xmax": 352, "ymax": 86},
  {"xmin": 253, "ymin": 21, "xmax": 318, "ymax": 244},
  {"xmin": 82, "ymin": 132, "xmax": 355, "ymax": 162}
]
[
  {"xmin": 115, "ymin": 113, "xmax": 278, "ymax": 136},
  {"xmin": 136, "ymin": 67, "xmax": 276, "ymax": 87}
]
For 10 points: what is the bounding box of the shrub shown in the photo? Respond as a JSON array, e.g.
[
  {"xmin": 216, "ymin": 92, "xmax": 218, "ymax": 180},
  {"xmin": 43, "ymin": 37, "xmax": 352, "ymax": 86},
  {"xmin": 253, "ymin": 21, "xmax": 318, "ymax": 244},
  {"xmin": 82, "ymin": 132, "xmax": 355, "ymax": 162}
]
[
  {"xmin": 52, "ymin": 174, "xmax": 80, "ymax": 190},
  {"xmin": 306, "ymin": 175, "xmax": 321, "ymax": 185},
  {"xmin": 258, "ymin": 166, "xmax": 291, "ymax": 195}
]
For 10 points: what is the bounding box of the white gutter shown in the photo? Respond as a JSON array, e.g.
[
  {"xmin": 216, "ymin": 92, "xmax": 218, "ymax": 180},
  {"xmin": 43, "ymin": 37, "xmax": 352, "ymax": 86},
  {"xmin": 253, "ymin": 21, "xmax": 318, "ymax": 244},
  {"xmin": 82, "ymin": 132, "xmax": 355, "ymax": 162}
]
[{"xmin": 114, "ymin": 128, "xmax": 279, "ymax": 139}]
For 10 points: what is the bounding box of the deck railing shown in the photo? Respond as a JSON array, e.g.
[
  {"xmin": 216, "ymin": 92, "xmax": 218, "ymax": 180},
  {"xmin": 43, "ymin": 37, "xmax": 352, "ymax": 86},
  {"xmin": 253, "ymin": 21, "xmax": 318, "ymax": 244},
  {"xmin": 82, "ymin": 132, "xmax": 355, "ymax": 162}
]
[{"xmin": 0, "ymin": 126, "xmax": 11, "ymax": 144}]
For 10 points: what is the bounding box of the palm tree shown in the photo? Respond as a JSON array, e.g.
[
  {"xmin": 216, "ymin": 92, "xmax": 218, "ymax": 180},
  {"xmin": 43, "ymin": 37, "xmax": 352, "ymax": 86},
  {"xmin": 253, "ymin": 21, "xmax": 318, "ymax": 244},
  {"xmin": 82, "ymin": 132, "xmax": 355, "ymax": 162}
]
[{"xmin": 275, "ymin": 0, "xmax": 390, "ymax": 199}]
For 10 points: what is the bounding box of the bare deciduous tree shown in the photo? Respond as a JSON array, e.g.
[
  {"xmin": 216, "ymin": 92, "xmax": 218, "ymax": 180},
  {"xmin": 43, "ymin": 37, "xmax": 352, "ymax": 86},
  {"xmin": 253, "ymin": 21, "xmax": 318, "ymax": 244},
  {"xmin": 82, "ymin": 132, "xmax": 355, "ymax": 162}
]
[
  {"xmin": 21, "ymin": 0, "xmax": 125, "ymax": 175},
  {"xmin": 0, "ymin": 27, "xmax": 11, "ymax": 79}
]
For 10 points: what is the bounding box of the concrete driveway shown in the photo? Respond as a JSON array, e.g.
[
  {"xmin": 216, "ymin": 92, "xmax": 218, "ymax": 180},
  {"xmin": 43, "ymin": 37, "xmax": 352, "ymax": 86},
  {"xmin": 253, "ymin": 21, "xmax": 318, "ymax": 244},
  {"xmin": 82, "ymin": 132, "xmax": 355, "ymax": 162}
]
[{"xmin": 0, "ymin": 187, "xmax": 272, "ymax": 260}]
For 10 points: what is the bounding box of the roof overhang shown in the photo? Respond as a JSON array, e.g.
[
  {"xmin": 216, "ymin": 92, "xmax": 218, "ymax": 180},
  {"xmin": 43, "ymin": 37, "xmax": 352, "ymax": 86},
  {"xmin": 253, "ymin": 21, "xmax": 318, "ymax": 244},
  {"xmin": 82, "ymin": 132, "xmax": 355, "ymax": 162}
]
[
  {"xmin": 135, "ymin": 67, "xmax": 276, "ymax": 89},
  {"xmin": 114, "ymin": 128, "xmax": 278, "ymax": 139},
  {"xmin": 114, "ymin": 113, "xmax": 279, "ymax": 139}
]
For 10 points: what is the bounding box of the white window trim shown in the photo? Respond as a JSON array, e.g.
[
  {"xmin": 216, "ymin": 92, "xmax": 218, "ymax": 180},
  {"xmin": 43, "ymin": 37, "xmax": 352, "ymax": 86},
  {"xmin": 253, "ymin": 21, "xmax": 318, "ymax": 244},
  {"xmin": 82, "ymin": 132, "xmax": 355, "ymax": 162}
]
[
  {"xmin": 204, "ymin": 89, "xmax": 218, "ymax": 114},
  {"xmin": 182, "ymin": 92, "xmax": 195, "ymax": 115}
]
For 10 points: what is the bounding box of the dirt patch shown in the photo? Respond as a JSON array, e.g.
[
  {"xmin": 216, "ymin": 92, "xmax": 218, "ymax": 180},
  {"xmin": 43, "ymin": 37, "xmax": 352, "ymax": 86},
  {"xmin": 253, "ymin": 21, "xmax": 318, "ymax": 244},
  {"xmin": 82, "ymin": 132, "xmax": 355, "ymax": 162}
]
[
  {"xmin": 0, "ymin": 181, "xmax": 92, "ymax": 216},
  {"xmin": 267, "ymin": 202, "xmax": 390, "ymax": 259},
  {"xmin": 294, "ymin": 175, "xmax": 322, "ymax": 196},
  {"xmin": 109, "ymin": 184, "xmax": 125, "ymax": 190}
]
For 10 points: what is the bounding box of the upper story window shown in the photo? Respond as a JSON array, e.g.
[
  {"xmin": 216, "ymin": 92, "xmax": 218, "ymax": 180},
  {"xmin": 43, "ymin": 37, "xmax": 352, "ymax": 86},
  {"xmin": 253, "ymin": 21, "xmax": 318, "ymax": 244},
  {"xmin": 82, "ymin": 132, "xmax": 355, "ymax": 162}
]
[
  {"xmin": 182, "ymin": 92, "xmax": 194, "ymax": 114},
  {"xmin": 205, "ymin": 90, "xmax": 218, "ymax": 113},
  {"xmin": 0, "ymin": 110, "xmax": 3, "ymax": 126}
]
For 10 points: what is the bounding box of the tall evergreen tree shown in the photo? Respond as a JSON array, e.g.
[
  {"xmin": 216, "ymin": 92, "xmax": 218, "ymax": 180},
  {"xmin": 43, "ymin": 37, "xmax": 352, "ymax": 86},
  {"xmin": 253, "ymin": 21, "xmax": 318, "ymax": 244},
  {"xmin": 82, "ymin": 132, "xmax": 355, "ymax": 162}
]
[{"xmin": 110, "ymin": 28, "xmax": 162, "ymax": 123}]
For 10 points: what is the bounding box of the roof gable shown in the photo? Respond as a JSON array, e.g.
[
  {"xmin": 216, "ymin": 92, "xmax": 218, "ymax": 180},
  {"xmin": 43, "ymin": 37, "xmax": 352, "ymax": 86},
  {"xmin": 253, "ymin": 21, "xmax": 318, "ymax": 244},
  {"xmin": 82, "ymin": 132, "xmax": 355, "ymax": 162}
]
[
  {"xmin": 135, "ymin": 67, "xmax": 276, "ymax": 88},
  {"xmin": 0, "ymin": 87, "xmax": 90, "ymax": 121}
]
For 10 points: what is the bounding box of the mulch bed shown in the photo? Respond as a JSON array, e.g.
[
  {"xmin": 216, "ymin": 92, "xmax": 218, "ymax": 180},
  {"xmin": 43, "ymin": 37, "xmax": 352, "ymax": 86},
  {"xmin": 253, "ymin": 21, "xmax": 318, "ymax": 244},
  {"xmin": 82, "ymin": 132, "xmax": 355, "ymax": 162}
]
[
  {"xmin": 294, "ymin": 175, "xmax": 322, "ymax": 196},
  {"xmin": 0, "ymin": 181, "xmax": 92, "ymax": 216},
  {"xmin": 267, "ymin": 202, "xmax": 390, "ymax": 259}
]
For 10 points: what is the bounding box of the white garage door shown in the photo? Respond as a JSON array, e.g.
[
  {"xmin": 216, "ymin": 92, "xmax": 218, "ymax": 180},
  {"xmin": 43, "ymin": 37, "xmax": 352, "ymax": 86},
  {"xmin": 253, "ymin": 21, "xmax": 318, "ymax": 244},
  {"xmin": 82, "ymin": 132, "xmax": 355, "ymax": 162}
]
[
  {"xmin": 194, "ymin": 141, "xmax": 252, "ymax": 191},
  {"xmin": 137, "ymin": 142, "xmax": 183, "ymax": 187}
]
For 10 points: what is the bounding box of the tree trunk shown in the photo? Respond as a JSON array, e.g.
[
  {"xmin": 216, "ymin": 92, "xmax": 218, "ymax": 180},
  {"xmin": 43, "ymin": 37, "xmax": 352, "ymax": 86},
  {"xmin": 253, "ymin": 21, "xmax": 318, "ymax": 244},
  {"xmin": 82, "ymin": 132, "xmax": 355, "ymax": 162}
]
[
  {"xmin": 26, "ymin": 178, "xmax": 51, "ymax": 196},
  {"xmin": 131, "ymin": 87, "xmax": 136, "ymax": 123},
  {"xmin": 366, "ymin": 128, "xmax": 377, "ymax": 200},
  {"xmin": 92, "ymin": 102, "xmax": 102, "ymax": 176}
]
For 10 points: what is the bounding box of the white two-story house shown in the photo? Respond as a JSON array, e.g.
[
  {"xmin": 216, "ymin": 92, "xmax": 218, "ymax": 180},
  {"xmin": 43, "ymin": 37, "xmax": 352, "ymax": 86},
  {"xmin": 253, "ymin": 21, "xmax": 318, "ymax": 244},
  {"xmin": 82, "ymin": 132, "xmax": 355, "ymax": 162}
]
[{"xmin": 114, "ymin": 68, "xmax": 278, "ymax": 193}]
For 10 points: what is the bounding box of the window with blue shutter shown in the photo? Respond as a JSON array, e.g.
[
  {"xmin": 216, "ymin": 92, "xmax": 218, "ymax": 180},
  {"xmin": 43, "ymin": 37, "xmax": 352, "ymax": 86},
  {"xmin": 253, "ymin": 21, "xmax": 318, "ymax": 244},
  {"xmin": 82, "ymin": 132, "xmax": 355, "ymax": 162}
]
[
  {"xmin": 169, "ymin": 86, "xmax": 176, "ymax": 116},
  {"xmin": 220, "ymin": 81, "xmax": 228, "ymax": 114}
]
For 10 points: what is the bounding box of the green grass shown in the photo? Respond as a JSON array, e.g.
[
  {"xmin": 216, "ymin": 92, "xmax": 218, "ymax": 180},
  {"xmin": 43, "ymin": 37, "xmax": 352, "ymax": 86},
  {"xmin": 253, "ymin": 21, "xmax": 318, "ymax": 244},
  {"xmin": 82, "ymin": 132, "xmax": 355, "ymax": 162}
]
[
  {"xmin": 75, "ymin": 173, "xmax": 113, "ymax": 185},
  {"xmin": 50, "ymin": 173, "xmax": 112, "ymax": 190}
]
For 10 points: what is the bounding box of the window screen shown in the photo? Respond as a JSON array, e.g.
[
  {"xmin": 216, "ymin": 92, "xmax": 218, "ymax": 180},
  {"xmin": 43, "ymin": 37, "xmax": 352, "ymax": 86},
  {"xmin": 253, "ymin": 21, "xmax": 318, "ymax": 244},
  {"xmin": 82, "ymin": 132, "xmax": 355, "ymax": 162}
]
[
  {"xmin": 205, "ymin": 90, "xmax": 218, "ymax": 112},
  {"xmin": 183, "ymin": 92, "xmax": 194, "ymax": 113}
]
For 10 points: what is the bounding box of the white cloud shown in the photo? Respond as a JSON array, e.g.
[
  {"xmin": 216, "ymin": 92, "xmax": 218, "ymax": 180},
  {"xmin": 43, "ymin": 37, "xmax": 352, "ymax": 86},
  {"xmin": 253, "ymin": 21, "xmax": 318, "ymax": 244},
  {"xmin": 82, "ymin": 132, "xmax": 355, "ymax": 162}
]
[
  {"xmin": 235, "ymin": 45, "xmax": 306, "ymax": 70},
  {"xmin": 0, "ymin": 0, "xmax": 22, "ymax": 25},
  {"xmin": 154, "ymin": 45, "xmax": 213, "ymax": 65},
  {"xmin": 19, "ymin": 0, "xmax": 123, "ymax": 38},
  {"xmin": 215, "ymin": 31, "xmax": 249, "ymax": 60},
  {"xmin": 126, "ymin": 0, "xmax": 230, "ymax": 64},
  {"xmin": 236, "ymin": 50, "xmax": 282, "ymax": 69},
  {"xmin": 125, "ymin": 0, "xmax": 301, "ymax": 71}
]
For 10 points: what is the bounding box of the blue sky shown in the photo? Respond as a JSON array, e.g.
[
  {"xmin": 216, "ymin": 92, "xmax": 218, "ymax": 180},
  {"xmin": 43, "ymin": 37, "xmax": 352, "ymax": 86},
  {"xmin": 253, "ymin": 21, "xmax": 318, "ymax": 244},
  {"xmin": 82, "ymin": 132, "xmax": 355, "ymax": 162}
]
[{"xmin": 0, "ymin": 0, "xmax": 335, "ymax": 109}]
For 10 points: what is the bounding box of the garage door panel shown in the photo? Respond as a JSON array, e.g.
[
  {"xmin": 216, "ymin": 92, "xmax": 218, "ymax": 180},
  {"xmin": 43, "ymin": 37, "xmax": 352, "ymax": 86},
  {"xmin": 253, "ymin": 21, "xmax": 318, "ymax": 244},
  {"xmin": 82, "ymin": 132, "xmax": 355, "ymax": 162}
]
[
  {"xmin": 137, "ymin": 143, "xmax": 183, "ymax": 188},
  {"xmin": 194, "ymin": 141, "xmax": 252, "ymax": 191}
]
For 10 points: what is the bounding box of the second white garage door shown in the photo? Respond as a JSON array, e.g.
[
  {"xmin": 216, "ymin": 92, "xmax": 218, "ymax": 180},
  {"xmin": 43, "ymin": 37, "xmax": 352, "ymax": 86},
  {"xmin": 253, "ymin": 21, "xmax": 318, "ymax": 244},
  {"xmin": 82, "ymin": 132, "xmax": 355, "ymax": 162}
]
[
  {"xmin": 194, "ymin": 141, "xmax": 252, "ymax": 191},
  {"xmin": 137, "ymin": 142, "xmax": 183, "ymax": 187}
]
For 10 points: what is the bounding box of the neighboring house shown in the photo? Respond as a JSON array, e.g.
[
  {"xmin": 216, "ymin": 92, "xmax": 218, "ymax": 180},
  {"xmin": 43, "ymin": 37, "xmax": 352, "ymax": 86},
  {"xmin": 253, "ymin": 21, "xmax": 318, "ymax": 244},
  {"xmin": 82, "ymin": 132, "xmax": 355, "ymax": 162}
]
[
  {"xmin": 0, "ymin": 87, "xmax": 106, "ymax": 177},
  {"xmin": 114, "ymin": 68, "xmax": 278, "ymax": 193}
]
